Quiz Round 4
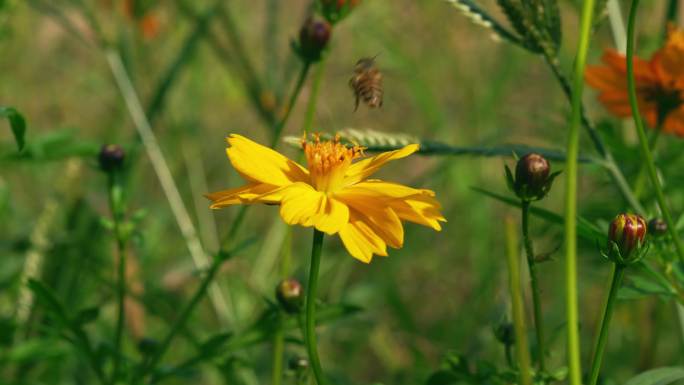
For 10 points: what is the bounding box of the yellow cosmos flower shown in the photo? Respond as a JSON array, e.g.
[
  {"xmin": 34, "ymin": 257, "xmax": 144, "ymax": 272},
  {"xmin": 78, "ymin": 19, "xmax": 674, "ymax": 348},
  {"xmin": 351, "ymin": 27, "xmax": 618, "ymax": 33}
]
[{"xmin": 206, "ymin": 134, "xmax": 446, "ymax": 263}]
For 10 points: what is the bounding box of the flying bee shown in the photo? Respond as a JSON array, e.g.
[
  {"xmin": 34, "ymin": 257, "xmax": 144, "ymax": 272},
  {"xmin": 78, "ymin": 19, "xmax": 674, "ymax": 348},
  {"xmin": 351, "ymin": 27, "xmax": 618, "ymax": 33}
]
[{"xmin": 349, "ymin": 57, "xmax": 383, "ymax": 111}]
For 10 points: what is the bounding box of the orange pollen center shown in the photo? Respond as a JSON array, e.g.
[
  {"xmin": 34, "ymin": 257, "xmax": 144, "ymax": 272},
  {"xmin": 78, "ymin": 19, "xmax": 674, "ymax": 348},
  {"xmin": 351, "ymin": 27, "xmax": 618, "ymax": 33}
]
[{"xmin": 302, "ymin": 135, "xmax": 364, "ymax": 192}]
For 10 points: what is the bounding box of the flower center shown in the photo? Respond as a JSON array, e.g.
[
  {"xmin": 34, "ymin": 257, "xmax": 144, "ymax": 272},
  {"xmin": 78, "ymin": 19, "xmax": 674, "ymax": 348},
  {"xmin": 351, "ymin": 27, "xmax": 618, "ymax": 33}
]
[{"xmin": 302, "ymin": 134, "xmax": 364, "ymax": 192}]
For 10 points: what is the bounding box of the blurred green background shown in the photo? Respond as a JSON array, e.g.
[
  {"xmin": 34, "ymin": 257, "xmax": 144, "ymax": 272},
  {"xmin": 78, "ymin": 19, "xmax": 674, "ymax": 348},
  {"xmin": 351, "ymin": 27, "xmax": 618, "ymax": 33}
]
[{"xmin": 1, "ymin": 1, "xmax": 683, "ymax": 384}]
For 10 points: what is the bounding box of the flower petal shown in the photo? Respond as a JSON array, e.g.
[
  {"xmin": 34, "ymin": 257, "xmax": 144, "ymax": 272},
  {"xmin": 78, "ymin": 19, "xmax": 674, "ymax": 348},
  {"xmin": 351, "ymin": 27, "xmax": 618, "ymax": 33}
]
[
  {"xmin": 339, "ymin": 180, "xmax": 446, "ymax": 231},
  {"xmin": 335, "ymin": 193, "xmax": 404, "ymax": 248},
  {"xmin": 226, "ymin": 134, "xmax": 309, "ymax": 186},
  {"xmin": 279, "ymin": 183, "xmax": 349, "ymax": 235},
  {"xmin": 344, "ymin": 144, "xmax": 419, "ymax": 185},
  {"xmin": 206, "ymin": 183, "xmax": 283, "ymax": 208},
  {"xmin": 338, "ymin": 213, "xmax": 388, "ymax": 263}
]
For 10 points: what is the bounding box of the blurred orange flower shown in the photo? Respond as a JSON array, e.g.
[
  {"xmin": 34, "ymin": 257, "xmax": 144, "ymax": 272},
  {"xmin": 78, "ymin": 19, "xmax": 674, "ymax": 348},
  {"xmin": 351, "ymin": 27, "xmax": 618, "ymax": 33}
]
[
  {"xmin": 122, "ymin": 0, "xmax": 160, "ymax": 40},
  {"xmin": 585, "ymin": 25, "xmax": 684, "ymax": 136}
]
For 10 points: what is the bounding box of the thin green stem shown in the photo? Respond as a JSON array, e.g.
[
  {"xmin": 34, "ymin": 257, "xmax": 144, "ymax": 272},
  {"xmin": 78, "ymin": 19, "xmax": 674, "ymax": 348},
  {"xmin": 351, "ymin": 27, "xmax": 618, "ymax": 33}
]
[
  {"xmin": 272, "ymin": 313, "xmax": 285, "ymax": 385},
  {"xmin": 543, "ymin": 53, "xmax": 645, "ymax": 214},
  {"xmin": 588, "ymin": 264, "xmax": 626, "ymax": 385},
  {"xmin": 305, "ymin": 229, "xmax": 326, "ymax": 385},
  {"xmin": 633, "ymin": 126, "xmax": 663, "ymax": 199},
  {"xmin": 303, "ymin": 56, "xmax": 328, "ymax": 134},
  {"xmin": 108, "ymin": 172, "xmax": 127, "ymax": 384},
  {"xmin": 504, "ymin": 217, "xmax": 533, "ymax": 385},
  {"xmin": 565, "ymin": 1, "xmax": 596, "ymax": 384},
  {"xmin": 272, "ymin": 61, "xmax": 312, "ymax": 147},
  {"xmin": 626, "ymin": 0, "xmax": 684, "ymax": 263},
  {"xmin": 134, "ymin": 255, "xmax": 225, "ymax": 383},
  {"xmin": 521, "ymin": 201, "xmax": 546, "ymax": 372}
]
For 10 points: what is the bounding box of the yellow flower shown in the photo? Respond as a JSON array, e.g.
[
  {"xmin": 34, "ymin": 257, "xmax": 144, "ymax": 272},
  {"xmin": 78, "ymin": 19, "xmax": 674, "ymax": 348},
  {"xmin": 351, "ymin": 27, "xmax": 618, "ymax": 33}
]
[{"xmin": 206, "ymin": 134, "xmax": 446, "ymax": 263}]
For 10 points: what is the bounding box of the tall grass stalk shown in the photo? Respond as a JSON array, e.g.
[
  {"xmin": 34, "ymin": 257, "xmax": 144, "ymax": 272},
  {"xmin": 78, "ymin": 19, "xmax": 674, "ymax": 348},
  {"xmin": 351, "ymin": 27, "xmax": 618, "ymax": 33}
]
[
  {"xmin": 565, "ymin": 1, "xmax": 597, "ymax": 384},
  {"xmin": 504, "ymin": 216, "xmax": 532, "ymax": 385},
  {"xmin": 625, "ymin": 0, "xmax": 684, "ymax": 263},
  {"xmin": 105, "ymin": 49, "xmax": 232, "ymax": 323}
]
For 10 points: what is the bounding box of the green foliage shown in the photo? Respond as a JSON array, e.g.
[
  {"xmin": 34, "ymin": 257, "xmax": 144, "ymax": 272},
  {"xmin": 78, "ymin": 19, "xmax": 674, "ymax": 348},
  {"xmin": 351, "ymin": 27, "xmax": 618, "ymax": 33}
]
[{"xmin": 0, "ymin": 106, "xmax": 25, "ymax": 151}]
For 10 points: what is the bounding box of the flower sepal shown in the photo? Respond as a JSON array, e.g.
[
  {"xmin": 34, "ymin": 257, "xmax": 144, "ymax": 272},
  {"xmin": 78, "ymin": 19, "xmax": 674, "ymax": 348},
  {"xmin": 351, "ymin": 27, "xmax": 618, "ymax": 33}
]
[{"xmin": 601, "ymin": 238, "xmax": 649, "ymax": 266}]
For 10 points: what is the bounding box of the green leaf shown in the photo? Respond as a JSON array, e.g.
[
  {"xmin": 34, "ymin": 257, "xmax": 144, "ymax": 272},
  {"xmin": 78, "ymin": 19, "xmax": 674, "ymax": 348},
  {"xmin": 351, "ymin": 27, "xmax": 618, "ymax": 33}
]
[
  {"xmin": 471, "ymin": 187, "xmax": 605, "ymax": 242},
  {"xmin": 0, "ymin": 106, "xmax": 26, "ymax": 150},
  {"xmin": 74, "ymin": 307, "xmax": 100, "ymax": 325},
  {"xmin": 624, "ymin": 367, "xmax": 684, "ymax": 385},
  {"xmin": 28, "ymin": 279, "xmax": 69, "ymax": 328},
  {"xmin": 427, "ymin": 370, "xmax": 463, "ymax": 385}
]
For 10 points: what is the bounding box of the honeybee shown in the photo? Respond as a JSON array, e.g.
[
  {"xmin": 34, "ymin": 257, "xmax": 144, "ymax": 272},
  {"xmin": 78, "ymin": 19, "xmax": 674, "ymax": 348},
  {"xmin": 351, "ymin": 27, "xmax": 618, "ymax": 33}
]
[{"xmin": 349, "ymin": 57, "xmax": 383, "ymax": 111}]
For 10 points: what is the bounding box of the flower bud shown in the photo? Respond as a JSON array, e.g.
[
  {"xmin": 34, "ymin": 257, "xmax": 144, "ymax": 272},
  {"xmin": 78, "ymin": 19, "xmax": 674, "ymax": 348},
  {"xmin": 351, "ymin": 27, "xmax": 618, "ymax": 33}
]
[
  {"xmin": 506, "ymin": 153, "xmax": 559, "ymax": 201},
  {"xmin": 608, "ymin": 213, "xmax": 647, "ymax": 262},
  {"xmin": 295, "ymin": 16, "xmax": 331, "ymax": 62},
  {"xmin": 288, "ymin": 356, "xmax": 309, "ymax": 371},
  {"xmin": 137, "ymin": 337, "xmax": 159, "ymax": 355},
  {"xmin": 648, "ymin": 218, "xmax": 668, "ymax": 238},
  {"xmin": 275, "ymin": 278, "xmax": 303, "ymax": 313},
  {"xmin": 494, "ymin": 322, "xmax": 515, "ymax": 346},
  {"xmin": 99, "ymin": 144, "xmax": 126, "ymax": 172}
]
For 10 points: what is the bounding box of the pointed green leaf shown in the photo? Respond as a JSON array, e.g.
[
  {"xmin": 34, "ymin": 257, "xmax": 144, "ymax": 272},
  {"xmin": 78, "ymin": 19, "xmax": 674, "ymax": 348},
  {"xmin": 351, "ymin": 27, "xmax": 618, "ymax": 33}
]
[
  {"xmin": 624, "ymin": 367, "xmax": 684, "ymax": 385},
  {"xmin": 0, "ymin": 106, "xmax": 26, "ymax": 150}
]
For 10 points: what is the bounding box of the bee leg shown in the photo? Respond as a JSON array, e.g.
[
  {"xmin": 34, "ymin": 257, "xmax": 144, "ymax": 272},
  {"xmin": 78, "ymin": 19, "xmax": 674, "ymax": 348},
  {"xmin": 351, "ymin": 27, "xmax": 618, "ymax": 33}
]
[{"xmin": 354, "ymin": 96, "xmax": 359, "ymax": 112}]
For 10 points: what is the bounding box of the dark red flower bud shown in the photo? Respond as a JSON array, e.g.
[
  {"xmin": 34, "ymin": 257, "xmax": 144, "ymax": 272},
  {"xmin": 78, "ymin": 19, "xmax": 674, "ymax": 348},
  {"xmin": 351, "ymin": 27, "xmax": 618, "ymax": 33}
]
[
  {"xmin": 297, "ymin": 17, "xmax": 331, "ymax": 62},
  {"xmin": 275, "ymin": 278, "xmax": 303, "ymax": 313},
  {"xmin": 99, "ymin": 144, "xmax": 125, "ymax": 172},
  {"xmin": 609, "ymin": 213, "xmax": 647, "ymax": 260},
  {"xmin": 648, "ymin": 218, "xmax": 668, "ymax": 237},
  {"xmin": 507, "ymin": 153, "xmax": 558, "ymax": 201}
]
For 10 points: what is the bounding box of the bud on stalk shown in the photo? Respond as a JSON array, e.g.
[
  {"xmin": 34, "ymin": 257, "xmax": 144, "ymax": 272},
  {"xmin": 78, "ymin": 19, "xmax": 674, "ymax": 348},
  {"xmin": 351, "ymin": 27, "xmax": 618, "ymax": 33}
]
[
  {"xmin": 294, "ymin": 16, "xmax": 331, "ymax": 63},
  {"xmin": 275, "ymin": 278, "xmax": 304, "ymax": 313},
  {"xmin": 606, "ymin": 213, "xmax": 648, "ymax": 264},
  {"xmin": 505, "ymin": 153, "xmax": 559, "ymax": 202},
  {"xmin": 99, "ymin": 144, "xmax": 126, "ymax": 172},
  {"xmin": 648, "ymin": 218, "xmax": 668, "ymax": 238}
]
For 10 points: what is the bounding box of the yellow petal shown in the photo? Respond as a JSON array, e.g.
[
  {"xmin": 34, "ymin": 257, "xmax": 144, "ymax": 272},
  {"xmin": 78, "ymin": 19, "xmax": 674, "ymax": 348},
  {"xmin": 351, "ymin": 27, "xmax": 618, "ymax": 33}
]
[
  {"xmin": 206, "ymin": 183, "xmax": 283, "ymax": 208},
  {"xmin": 335, "ymin": 192, "xmax": 404, "ymax": 248},
  {"xmin": 340, "ymin": 180, "xmax": 446, "ymax": 231},
  {"xmin": 226, "ymin": 134, "xmax": 309, "ymax": 186},
  {"xmin": 344, "ymin": 144, "xmax": 419, "ymax": 185},
  {"xmin": 279, "ymin": 183, "xmax": 349, "ymax": 235},
  {"xmin": 338, "ymin": 213, "xmax": 388, "ymax": 263}
]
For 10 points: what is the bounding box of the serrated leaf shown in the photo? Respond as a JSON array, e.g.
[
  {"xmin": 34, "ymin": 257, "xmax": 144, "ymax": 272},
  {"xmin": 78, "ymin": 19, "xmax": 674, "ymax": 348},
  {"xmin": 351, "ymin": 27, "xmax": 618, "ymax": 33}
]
[
  {"xmin": 0, "ymin": 106, "xmax": 26, "ymax": 150},
  {"xmin": 624, "ymin": 367, "xmax": 684, "ymax": 385}
]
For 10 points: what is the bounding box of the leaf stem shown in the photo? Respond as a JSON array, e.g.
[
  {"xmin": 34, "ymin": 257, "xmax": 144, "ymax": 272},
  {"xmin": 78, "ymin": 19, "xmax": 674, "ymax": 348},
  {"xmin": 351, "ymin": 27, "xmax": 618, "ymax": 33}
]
[
  {"xmin": 306, "ymin": 229, "xmax": 326, "ymax": 385},
  {"xmin": 303, "ymin": 55, "xmax": 329, "ymax": 134},
  {"xmin": 272, "ymin": 61, "xmax": 312, "ymax": 147},
  {"xmin": 504, "ymin": 216, "xmax": 532, "ymax": 385},
  {"xmin": 626, "ymin": 0, "xmax": 684, "ymax": 263},
  {"xmin": 521, "ymin": 201, "xmax": 546, "ymax": 372},
  {"xmin": 565, "ymin": 1, "xmax": 597, "ymax": 384},
  {"xmin": 588, "ymin": 264, "xmax": 625, "ymax": 385}
]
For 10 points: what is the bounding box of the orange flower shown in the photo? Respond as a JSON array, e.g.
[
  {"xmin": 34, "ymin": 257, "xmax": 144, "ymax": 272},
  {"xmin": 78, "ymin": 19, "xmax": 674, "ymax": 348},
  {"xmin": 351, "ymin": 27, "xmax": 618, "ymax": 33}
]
[{"xmin": 585, "ymin": 25, "xmax": 684, "ymax": 136}]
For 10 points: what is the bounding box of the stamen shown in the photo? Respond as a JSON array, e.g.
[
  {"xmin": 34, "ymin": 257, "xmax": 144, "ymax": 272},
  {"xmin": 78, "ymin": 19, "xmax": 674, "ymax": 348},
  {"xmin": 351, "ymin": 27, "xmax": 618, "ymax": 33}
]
[{"xmin": 301, "ymin": 133, "xmax": 364, "ymax": 192}]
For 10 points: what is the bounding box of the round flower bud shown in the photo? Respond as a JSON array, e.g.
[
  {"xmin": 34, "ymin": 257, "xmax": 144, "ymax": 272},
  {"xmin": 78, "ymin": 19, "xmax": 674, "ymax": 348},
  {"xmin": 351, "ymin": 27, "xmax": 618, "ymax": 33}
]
[
  {"xmin": 494, "ymin": 322, "xmax": 515, "ymax": 346},
  {"xmin": 296, "ymin": 16, "xmax": 331, "ymax": 62},
  {"xmin": 608, "ymin": 213, "xmax": 647, "ymax": 261},
  {"xmin": 515, "ymin": 153, "xmax": 549, "ymax": 191},
  {"xmin": 137, "ymin": 337, "xmax": 159, "ymax": 355},
  {"xmin": 648, "ymin": 218, "xmax": 668, "ymax": 237},
  {"xmin": 275, "ymin": 278, "xmax": 303, "ymax": 313},
  {"xmin": 99, "ymin": 144, "xmax": 125, "ymax": 172},
  {"xmin": 288, "ymin": 356, "xmax": 309, "ymax": 371}
]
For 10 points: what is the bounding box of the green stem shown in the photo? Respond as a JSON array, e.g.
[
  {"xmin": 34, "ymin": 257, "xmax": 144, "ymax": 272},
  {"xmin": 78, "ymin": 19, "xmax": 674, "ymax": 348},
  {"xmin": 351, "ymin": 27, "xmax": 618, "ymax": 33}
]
[
  {"xmin": 588, "ymin": 264, "xmax": 626, "ymax": 385},
  {"xmin": 134, "ymin": 255, "xmax": 225, "ymax": 383},
  {"xmin": 272, "ymin": 61, "xmax": 312, "ymax": 147},
  {"xmin": 108, "ymin": 172, "xmax": 127, "ymax": 384},
  {"xmin": 521, "ymin": 201, "xmax": 546, "ymax": 372},
  {"xmin": 272, "ymin": 313, "xmax": 285, "ymax": 385},
  {"xmin": 504, "ymin": 217, "xmax": 533, "ymax": 385},
  {"xmin": 626, "ymin": 0, "xmax": 684, "ymax": 263},
  {"xmin": 633, "ymin": 126, "xmax": 663, "ymax": 199},
  {"xmin": 305, "ymin": 229, "xmax": 326, "ymax": 385},
  {"xmin": 565, "ymin": 1, "xmax": 596, "ymax": 384},
  {"xmin": 303, "ymin": 56, "xmax": 328, "ymax": 134}
]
